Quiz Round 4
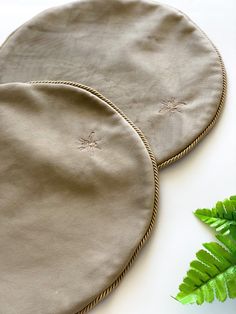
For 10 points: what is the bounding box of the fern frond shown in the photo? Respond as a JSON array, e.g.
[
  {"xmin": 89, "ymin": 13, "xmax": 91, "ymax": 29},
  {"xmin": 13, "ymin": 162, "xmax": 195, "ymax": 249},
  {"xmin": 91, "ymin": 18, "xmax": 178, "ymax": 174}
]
[
  {"xmin": 176, "ymin": 234, "xmax": 236, "ymax": 304},
  {"xmin": 194, "ymin": 196, "xmax": 236, "ymax": 235}
]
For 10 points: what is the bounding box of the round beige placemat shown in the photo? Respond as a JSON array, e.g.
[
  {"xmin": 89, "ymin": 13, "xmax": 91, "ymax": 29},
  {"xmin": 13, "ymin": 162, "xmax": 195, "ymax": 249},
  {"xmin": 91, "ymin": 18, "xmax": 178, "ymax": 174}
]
[
  {"xmin": 0, "ymin": 0, "xmax": 226, "ymax": 167},
  {"xmin": 0, "ymin": 81, "xmax": 158, "ymax": 314}
]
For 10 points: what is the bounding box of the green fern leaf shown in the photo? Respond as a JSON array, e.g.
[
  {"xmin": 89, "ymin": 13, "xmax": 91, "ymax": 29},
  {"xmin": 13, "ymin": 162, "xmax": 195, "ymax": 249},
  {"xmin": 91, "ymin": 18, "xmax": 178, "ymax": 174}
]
[
  {"xmin": 175, "ymin": 234, "xmax": 236, "ymax": 304},
  {"xmin": 194, "ymin": 196, "xmax": 236, "ymax": 235}
]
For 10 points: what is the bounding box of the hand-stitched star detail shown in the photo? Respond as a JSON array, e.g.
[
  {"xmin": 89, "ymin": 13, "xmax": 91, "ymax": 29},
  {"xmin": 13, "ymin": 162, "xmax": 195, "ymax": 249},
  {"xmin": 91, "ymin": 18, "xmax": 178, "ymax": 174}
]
[
  {"xmin": 78, "ymin": 131, "xmax": 101, "ymax": 151},
  {"xmin": 159, "ymin": 97, "xmax": 186, "ymax": 113}
]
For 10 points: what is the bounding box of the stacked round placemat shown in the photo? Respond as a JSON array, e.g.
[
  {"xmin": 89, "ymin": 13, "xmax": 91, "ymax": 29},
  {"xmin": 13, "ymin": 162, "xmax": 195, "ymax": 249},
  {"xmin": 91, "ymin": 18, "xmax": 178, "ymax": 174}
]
[{"xmin": 0, "ymin": 1, "xmax": 226, "ymax": 313}]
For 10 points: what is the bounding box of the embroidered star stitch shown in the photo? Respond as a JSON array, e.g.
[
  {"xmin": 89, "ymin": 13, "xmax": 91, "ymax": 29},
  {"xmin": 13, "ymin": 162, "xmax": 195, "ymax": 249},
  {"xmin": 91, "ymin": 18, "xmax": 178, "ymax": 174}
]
[
  {"xmin": 159, "ymin": 97, "xmax": 186, "ymax": 113},
  {"xmin": 77, "ymin": 131, "xmax": 101, "ymax": 152}
]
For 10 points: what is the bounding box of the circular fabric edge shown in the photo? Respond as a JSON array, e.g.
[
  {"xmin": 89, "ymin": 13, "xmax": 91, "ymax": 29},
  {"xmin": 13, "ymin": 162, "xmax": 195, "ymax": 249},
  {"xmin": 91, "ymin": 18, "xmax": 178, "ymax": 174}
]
[
  {"xmin": 157, "ymin": 3, "xmax": 227, "ymax": 169},
  {"xmin": 24, "ymin": 80, "xmax": 159, "ymax": 314},
  {"xmin": 0, "ymin": 1, "xmax": 227, "ymax": 169}
]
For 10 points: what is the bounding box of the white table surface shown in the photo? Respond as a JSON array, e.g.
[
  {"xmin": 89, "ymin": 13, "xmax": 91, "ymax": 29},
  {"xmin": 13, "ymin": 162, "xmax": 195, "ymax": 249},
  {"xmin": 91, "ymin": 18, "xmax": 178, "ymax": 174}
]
[{"xmin": 0, "ymin": 1, "xmax": 236, "ymax": 313}]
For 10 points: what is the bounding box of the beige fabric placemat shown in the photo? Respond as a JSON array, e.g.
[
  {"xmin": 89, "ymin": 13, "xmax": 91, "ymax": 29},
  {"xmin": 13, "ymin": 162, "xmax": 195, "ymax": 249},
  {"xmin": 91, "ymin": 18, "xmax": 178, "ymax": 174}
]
[
  {"xmin": 0, "ymin": 0, "xmax": 226, "ymax": 167},
  {"xmin": 0, "ymin": 81, "xmax": 158, "ymax": 314}
]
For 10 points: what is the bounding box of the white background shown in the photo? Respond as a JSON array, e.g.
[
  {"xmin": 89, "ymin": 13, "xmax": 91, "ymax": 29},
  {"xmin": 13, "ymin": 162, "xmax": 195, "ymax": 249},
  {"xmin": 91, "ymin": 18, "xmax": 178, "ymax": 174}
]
[{"xmin": 0, "ymin": 1, "xmax": 236, "ymax": 313}]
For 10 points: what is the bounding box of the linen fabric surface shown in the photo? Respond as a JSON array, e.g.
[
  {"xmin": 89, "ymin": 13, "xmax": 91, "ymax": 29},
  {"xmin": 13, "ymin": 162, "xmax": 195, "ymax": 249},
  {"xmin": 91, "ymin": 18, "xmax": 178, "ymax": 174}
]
[
  {"xmin": 0, "ymin": 0, "xmax": 225, "ymax": 166},
  {"xmin": 0, "ymin": 81, "xmax": 158, "ymax": 314}
]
